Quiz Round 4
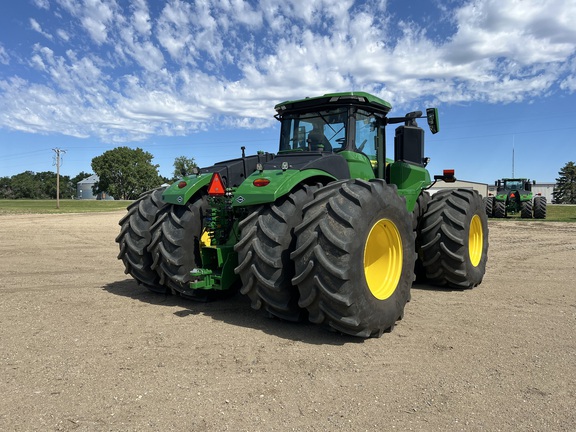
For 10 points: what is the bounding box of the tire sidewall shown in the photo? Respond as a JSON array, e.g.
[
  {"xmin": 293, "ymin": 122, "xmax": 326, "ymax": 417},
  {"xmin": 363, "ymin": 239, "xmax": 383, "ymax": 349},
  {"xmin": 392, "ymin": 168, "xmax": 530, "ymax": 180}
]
[
  {"xmin": 462, "ymin": 191, "xmax": 489, "ymax": 286},
  {"xmin": 340, "ymin": 182, "xmax": 414, "ymax": 330}
]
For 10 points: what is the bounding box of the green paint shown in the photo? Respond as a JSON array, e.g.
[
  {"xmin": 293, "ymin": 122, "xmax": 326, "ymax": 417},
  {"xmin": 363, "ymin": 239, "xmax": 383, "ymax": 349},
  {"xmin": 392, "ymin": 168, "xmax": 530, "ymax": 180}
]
[
  {"xmin": 161, "ymin": 174, "xmax": 211, "ymax": 205},
  {"xmin": 231, "ymin": 169, "xmax": 337, "ymax": 207}
]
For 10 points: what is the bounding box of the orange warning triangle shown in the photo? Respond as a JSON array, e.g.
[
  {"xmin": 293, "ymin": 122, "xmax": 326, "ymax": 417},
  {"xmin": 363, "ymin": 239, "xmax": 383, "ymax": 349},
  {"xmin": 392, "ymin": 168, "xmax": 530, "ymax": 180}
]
[{"xmin": 207, "ymin": 172, "xmax": 226, "ymax": 196}]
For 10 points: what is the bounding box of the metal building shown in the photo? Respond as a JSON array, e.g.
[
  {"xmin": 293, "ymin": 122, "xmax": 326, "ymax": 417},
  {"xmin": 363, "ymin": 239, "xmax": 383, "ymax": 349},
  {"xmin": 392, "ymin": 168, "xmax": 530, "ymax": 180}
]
[
  {"xmin": 429, "ymin": 180, "xmax": 489, "ymax": 198},
  {"xmin": 77, "ymin": 174, "xmax": 98, "ymax": 200}
]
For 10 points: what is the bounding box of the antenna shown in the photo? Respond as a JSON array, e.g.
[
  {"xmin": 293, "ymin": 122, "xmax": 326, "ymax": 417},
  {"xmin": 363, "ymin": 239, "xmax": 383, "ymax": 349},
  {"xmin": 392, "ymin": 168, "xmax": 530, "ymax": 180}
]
[{"xmin": 512, "ymin": 135, "xmax": 515, "ymax": 178}]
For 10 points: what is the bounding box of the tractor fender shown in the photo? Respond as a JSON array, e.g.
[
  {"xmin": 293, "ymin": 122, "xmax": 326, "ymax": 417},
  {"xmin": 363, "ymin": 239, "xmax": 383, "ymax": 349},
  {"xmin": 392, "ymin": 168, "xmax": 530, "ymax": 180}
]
[
  {"xmin": 231, "ymin": 152, "xmax": 350, "ymax": 207},
  {"xmin": 161, "ymin": 174, "xmax": 211, "ymax": 205},
  {"xmin": 232, "ymin": 168, "xmax": 338, "ymax": 207}
]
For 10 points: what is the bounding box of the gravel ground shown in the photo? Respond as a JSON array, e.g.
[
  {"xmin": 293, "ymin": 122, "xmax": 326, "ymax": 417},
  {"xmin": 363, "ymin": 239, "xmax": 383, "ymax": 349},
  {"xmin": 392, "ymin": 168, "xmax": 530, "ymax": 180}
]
[{"xmin": 1, "ymin": 212, "xmax": 575, "ymax": 431}]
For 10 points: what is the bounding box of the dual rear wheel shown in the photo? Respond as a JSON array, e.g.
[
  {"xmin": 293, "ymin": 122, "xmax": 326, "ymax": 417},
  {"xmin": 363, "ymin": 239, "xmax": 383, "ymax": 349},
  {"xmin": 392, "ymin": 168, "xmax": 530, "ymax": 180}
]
[{"xmin": 117, "ymin": 183, "xmax": 489, "ymax": 338}]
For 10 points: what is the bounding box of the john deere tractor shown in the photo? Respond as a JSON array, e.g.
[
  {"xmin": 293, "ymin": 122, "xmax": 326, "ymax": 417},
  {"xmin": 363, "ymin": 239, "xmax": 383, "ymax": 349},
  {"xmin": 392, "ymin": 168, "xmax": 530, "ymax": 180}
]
[
  {"xmin": 117, "ymin": 92, "xmax": 489, "ymax": 338},
  {"xmin": 485, "ymin": 178, "xmax": 546, "ymax": 219}
]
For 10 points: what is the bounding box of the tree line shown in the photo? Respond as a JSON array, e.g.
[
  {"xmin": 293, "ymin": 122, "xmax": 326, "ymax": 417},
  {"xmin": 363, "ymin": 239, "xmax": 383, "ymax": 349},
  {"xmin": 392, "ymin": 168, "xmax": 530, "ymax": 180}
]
[
  {"xmin": 1, "ymin": 147, "xmax": 575, "ymax": 203},
  {"xmin": 0, "ymin": 171, "xmax": 92, "ymax": 200},
  {"xmin": 1, "ymin": 147, "xmax": 197, "ymax": 200}
]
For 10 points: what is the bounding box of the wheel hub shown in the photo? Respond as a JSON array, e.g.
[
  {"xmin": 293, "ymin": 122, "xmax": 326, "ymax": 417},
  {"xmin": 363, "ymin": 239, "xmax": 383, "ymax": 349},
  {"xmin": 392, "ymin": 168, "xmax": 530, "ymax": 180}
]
[{"xmin": 364, "ymin": 218, "xmax": 403, "ymax": 300}]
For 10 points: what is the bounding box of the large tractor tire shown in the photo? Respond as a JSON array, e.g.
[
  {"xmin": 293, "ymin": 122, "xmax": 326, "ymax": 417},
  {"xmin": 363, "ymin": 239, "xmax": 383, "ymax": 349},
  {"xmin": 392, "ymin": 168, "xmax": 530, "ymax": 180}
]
[
  {"xmin": 533, "ymin": 196, "xmax": 547, "ymax": 219},
  {"xmin": 413, "ymin": 191, "xmax": 431, "ymax": 283},
  {"xmin": 520, "ymin": 200, "xmax": 533, "ymax": 218},
  {"xmin": 494, "ymin": 200, "xmax": 507, "ymax": 218},
  {"xmin": 116, "ymin": 187, "xmax": 169, "ymax": 293},
  {"xmin": 419, "ymin": 189, "xmax": 488, "ymax": 288},
  {"xmin": 484, "ymin": 196, "xmax": 495, "ymax": 218},
  {"xmin": 234, "ymin": 184, "xmax": 320, "ymax": 321},
  {"xmin": 291, "ymin": 179, "xmax": 415, "ymax": 338},
  {"xmin": 148, "ymin": 193, "xmax": 209, "ymax": 298}
]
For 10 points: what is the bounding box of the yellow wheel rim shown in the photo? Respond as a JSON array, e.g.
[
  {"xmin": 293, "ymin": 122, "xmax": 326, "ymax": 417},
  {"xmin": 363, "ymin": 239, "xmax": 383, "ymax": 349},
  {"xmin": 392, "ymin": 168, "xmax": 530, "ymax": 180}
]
[
  {"xmin": 469, "ymin": 214, "xmax": 483, "ymax": 267},
  {"xmin": 364, "ymin": 218, "xmax": 403, "ymax": 300},
  {"xmin": 200, "ymin": 229, "xmax": 211, "ymax": 247}
]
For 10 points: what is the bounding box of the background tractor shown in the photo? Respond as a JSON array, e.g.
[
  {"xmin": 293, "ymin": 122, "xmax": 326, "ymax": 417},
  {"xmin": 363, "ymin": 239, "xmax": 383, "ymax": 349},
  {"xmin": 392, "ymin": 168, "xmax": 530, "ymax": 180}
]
[
  {"xmin": 485, "ymin": 178, "xmax": 546, "ymax": 219},
  {"xmin": 117, "ymin": 92, "xmax": 489, "ymax": 338}
]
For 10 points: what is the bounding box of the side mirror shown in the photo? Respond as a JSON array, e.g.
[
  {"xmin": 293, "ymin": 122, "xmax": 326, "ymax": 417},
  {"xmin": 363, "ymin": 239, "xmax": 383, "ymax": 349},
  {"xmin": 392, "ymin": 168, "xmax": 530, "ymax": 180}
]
[{"xmin": 426, "ymin": 108, "xmax": 439, "ymax": 134}]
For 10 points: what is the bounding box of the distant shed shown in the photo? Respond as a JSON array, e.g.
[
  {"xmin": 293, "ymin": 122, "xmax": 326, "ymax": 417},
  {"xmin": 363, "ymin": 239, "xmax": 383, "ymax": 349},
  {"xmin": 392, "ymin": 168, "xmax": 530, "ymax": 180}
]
[{"xmin": 429, "ymin": 180, "xmax": 489, "ymax": 198}]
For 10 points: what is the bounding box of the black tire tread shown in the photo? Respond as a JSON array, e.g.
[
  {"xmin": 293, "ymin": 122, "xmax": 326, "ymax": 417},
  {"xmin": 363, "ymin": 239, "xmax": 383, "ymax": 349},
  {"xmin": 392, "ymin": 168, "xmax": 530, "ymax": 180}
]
[
  {"xmin": 291, "ymin": 179, "xmax": 415, "ymax": 338},
  {"xmin": 484, "ymin": 196, "xmax": 495, "ymax": 218},
  {"xmin": 148, "ymin": 194, "xmax": 208, "ymax": 294},
  {"xmin": 533, "ymin": 196, "xmax": 547, "ymax": 219},
  {"xmin": 419, "ymin": 188, "xmax": 488, "ymax": 289},
  {"xmin": 521, "ymin": 200, "xmax": 533, "ymax": 218},
  {"xmin": 116, "ymin": 187, "xmax": 169, "ymax": 293},
  {"xmin": 494, "ymin": 200, "xmax": 506, "ymax": 218},
  {"xmin": 234, "ymin": 184, "xmax": 319, "ymax": 321}
]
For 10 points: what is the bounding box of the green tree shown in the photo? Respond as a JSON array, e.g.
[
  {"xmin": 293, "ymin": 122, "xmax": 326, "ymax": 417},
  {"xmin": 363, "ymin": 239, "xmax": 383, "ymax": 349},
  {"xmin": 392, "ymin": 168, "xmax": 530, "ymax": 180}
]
[
  {"xmin": 91, "ymin": 147, "xmax": 161, "ymax": 200},
  {"xmin": 172, "ymin": 156, "xmax": 197, "ymax": 181},
  {"xmin": 35, "ymin": 171, "xmax": 58, "ymax": 199},
  {"xmin": 11, "ymin": 171, "xmax": 39, "ymax": 199},
  {"xmin": 553, "ymin": 161, "xmax": 576, "ymax": 204},
  {"xmin": 0, "ymin": 176, "xmax": 13, "ymax": 198}
]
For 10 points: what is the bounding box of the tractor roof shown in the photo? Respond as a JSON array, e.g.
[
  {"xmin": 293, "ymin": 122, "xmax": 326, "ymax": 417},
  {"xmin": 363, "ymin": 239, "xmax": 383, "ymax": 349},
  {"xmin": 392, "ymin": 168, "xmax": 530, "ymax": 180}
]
[{"xmin": 275, "ymin": 91, "xmax": 392, "ymax": 115}]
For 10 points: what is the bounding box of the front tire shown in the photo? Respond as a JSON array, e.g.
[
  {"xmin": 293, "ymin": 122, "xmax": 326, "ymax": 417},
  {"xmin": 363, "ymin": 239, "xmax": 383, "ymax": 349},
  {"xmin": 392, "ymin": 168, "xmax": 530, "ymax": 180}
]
[
  {"xmin": 234, "ymin": 184, "xmax": 319, "ymax": 321},
  {"xmin": 419, "ymin": 189, "xmax": 488, "ymax": 288},
  {"xmin": 116, "ymin": 187, "xmax": 169, "ymax": 293},
  {"xmin": 291, "ymin": 179, "xmax": 415, "ymax": 338}
]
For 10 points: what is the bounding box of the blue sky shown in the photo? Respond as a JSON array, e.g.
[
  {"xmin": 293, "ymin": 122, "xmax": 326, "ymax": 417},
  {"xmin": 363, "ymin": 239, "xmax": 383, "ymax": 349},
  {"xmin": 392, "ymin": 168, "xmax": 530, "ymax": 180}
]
[{"xmin": 1, "ymin": 0, "xmax": 575, "ymax": 183}]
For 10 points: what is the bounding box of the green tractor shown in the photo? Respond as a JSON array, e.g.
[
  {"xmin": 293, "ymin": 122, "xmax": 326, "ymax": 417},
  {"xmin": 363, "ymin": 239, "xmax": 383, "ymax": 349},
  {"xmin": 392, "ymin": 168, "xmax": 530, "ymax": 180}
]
[
  {"xmin": 485, "ymin": 178, "xmax": 547, "ymax": 219},
  {"xmin": 116, "ymin": 92, "xmax": 489, "ymax": 338}
]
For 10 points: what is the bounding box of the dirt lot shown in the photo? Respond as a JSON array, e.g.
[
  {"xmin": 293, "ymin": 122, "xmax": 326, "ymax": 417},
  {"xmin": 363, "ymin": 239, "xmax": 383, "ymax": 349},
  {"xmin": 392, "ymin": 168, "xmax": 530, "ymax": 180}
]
[{"xmin": 1, "ymin": 211, "xmax": 575, "ymax": 431}]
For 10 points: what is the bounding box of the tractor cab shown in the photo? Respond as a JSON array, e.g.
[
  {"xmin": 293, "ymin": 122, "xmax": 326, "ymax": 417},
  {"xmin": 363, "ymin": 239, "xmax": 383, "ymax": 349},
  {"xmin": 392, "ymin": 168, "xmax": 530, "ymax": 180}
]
[
  {"xmin": 275, "ymin": 92, "xmax": 439, "ymax": 181},
  {"xmin": 276, "ymin": 93, "xmax": 390, "ymax": 162},
  {"xmin": 497, "ymin": 178, "xmax": 533, "ymax": 194}
]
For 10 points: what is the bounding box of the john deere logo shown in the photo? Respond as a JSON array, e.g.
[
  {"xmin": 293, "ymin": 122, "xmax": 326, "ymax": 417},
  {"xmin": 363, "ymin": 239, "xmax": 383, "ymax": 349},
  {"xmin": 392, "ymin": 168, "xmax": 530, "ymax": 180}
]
[{"xmin": 236, "ymin": 196, "xmax": 244, "ymax": 203}]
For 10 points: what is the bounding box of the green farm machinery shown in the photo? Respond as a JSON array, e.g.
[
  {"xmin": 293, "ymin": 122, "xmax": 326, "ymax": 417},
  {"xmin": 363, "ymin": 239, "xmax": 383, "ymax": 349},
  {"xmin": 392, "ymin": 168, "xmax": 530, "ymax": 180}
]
[
  {"xmin": 117, "ymin": 92, "xmax": 489, "ymax": 337},
  {"xmin": 485, "ymin": 178, "xmax": 547, "ymax": 219}
]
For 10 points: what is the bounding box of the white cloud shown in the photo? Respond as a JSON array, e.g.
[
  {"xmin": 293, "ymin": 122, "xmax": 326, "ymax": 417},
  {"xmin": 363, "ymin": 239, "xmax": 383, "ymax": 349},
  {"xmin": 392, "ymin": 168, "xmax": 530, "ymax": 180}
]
[
  {"xmin": 1, "ymin": 0, "xmax": 575, "ymax": 142},
  {"xmin": 56, "ymin": 29, "xmax": 70, "ymax": 41},
  {"xmin": 0, "ymin": 44, "xmax": 9, "ymax": 65},
  {"xmin": 33, "ymin": 0, "xmax": 50, "ymax": 9},
  {"xmin": 30, "ymin": 18, "xmax": 53, "ymax": 40}
]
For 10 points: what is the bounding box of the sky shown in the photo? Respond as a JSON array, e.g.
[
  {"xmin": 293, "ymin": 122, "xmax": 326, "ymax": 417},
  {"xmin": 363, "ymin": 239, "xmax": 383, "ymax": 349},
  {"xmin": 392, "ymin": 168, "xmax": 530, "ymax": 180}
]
[{"xmin": 0, "ymin": 0, "xmax": 575, "ymax": 184}]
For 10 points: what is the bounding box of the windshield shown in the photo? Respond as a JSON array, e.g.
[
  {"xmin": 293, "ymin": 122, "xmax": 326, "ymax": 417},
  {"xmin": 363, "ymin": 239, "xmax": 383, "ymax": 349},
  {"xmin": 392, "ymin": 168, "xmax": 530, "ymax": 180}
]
[
  {"xmin": 279, "ymin": 107, "xmax": 347, "ymax": 152},
  {"xmin": 504, "ymin": 180, "xmax": 525, "ymax": 190}
]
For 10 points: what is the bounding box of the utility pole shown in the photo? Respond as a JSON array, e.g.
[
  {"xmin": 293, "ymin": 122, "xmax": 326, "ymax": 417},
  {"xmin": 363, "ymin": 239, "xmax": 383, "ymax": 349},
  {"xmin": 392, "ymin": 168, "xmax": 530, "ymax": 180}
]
[{"xmin": 52, "ymin": 148, "xmax": 66, "ymax": 209}]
